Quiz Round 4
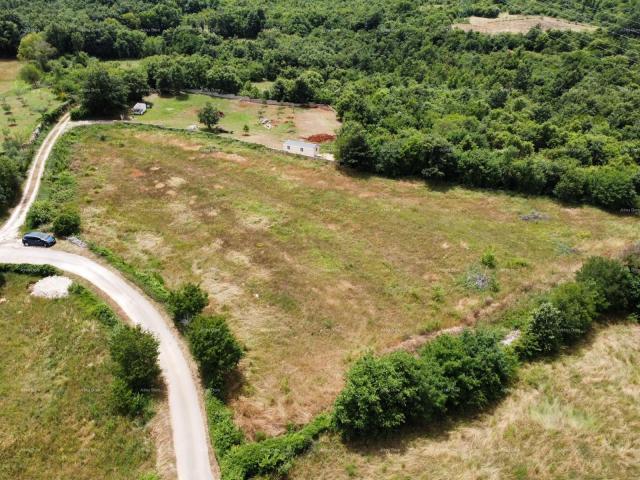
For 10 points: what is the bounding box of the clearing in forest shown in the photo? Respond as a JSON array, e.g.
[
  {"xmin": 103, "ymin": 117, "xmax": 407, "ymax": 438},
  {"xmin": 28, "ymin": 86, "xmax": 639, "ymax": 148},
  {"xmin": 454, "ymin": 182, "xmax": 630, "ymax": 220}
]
[
  {"xmin": 128, "ymin": 92, "xmax": 340, "ymax": 152},
  {"xmin": 60, "ymin": 124, "xmax": 638, "ymax": 437},
  {"xmin": 453, "ymin": 13, "xmax": 596, "ymax": 35}
]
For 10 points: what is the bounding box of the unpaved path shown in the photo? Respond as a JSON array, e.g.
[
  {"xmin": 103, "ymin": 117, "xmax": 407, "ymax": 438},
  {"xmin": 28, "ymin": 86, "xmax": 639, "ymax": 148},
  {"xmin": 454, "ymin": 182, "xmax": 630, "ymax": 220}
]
[{"xmin": 0, "ymin": 116, "xmax": 217, "ymax": 480}]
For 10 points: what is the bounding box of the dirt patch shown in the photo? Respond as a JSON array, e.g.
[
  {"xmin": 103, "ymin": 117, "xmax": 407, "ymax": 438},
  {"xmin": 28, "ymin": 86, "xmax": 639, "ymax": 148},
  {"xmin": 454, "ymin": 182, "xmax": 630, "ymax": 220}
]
[
  {"xmin": 211, "ymin": 152, "xmax": 248, "ymax": 163},
  {"xmin": 130, "ymin": 168, "xmax": 146, "ymax": 178},
  {"xmin": 167, "ymin": 176, "xmax": 186, "ymax": 188},
  {"xmin": 30, "ymin": 276, "xmax": 73, "ymax": 299},
  {"xmin": 452, "ymin": 13, "xmax": 596, "ymax": 35},
  {"xmin": 383, "ymin": 326, "xmax": 466, "ymax": 354},
  {"xmin": 304, "ymin": 133, "xmax": 336, "ymax": 143}
]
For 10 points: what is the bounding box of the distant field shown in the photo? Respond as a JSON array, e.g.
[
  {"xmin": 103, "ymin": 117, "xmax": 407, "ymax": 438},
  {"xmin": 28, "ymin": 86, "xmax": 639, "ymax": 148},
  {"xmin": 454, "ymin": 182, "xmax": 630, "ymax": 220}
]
[
  {"xmin": 0, "ymin": 60, "xmax": 60, "ymax": 144},
  {"xmin": 291, "ymin": 323, "xmax": 640, "ymax": 479},
  {"xmin": 61, "ymin": 124, "xmax": 638, "ymax": 436},
  {"xmin": 0, "ymin": 273, "xmax": 157, "ymax": 479},
  {"xmin": 129, "ymin": 92, "xmax": 339, "ymax": 151},
  {"xmin": 453, "ymin": 13, "xmax": 596, "ymax": 35}
]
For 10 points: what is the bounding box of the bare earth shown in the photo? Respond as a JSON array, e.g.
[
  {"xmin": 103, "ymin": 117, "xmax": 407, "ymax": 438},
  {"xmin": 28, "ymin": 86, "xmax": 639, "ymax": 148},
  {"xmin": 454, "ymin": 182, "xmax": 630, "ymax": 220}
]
[{"xmin": 453, "ymin": 13, "xmax": 596, "ymax": 35}]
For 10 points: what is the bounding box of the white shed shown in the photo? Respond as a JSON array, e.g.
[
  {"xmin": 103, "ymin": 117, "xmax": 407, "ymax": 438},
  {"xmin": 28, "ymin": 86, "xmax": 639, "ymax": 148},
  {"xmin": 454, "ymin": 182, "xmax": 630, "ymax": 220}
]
[
  {"xmin": 132, "ymin": 102, "xmax": 147, "ymax": 115},
  {"xmin": 283, "ymin": 139, "xmax": 319, "ymax": 158}
]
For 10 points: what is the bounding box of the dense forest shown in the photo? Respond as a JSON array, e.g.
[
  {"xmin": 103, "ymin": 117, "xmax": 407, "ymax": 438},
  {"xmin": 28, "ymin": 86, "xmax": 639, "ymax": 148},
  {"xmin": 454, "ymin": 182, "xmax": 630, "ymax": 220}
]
[{"xmin": 2, "ymin": 0, "xmax": 640, "ymax": 210}]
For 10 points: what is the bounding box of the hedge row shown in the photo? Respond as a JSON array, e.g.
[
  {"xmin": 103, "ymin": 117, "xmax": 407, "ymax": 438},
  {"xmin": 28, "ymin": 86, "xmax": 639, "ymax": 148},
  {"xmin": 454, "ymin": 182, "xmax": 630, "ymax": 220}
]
[
  {"xmin": 220, "ymin": 414, "xmax": 331, "ymax": 480},
  {"xmin": 0, "ymin": 263, "xmax": 60, "ymax": 277},
  {"xmin": 334, "ymin": 252, "xmax": 640, "ymax": 439}
]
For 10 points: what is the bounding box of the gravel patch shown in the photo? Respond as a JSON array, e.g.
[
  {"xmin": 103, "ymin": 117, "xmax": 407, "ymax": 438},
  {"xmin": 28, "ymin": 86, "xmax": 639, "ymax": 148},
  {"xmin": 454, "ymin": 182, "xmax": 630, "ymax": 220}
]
[{"xmin": 30, "ymin": 276, "xmax": 73, "ymax": 299}]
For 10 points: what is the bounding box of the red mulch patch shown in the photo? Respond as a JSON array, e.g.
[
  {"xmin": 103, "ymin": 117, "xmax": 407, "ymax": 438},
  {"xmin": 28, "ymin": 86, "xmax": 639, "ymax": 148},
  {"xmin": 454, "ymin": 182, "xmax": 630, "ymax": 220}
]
[{"xmin": 304, "ymin": 133, "xmax": 336, "ymax": 143}]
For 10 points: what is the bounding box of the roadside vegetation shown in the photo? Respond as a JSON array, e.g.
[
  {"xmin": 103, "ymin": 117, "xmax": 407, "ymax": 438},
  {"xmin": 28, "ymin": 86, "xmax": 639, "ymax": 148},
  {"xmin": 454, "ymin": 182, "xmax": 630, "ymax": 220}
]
[{"xmin": 0, "ymin": 270, "xmax": 159, "ymax": 479}]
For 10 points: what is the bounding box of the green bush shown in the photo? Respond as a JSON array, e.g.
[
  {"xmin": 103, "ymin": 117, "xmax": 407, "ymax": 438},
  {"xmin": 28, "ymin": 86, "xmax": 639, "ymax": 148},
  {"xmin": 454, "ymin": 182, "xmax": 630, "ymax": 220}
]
[
  {"xmin": 220, "ymin": 415, "xmax": 331, "ymax": 480},
  {"xmin": 0, "ymin": 263, "xmax": 59, "ymax": 276},
  {"xmin": 420, "ymin": 330, "xmax": 517, "ymax": 411},
  {"xmin": 109, "ymin": 324, "xmax": 161, "ymax": 393},
  {"xmin": 188, "ymin": 315, "xmax": 243, "ymax": 392},
  {"xmin": 168, "ymin": 283, "xmax": 208, "ymax": 325},
  {"xmin": 52, "ymin": 209, "xmax": 81, "ymax": 236},
  {"xmin": 575, "ymin": 257, "xmax": 634, "ymax": 312},
  {"xmin": 91, "ymin": 303, "xmax": 118, "ymax": 327},
  {"xmin": 480, "ymin": 248, "xmax": 497, "ymax": 269},
  {"xmin": 0, "ymin": 156, "xmax": 20, "ymax": 212},
  {"xmin": 516, "ymin": 302, "xmax": 563, "ymax": 359},
  {"xmin": 205, "ymin": 393, "xmax": 245, "ymax": 459},
  {"xmin": 334, "ymin": 351, "xmax": 447, "ymax": 438},
  {"xmin": 110, "ymin": 377, "xmax": 149, "ymax": 417},
  {"xmin": 26, "ymin": 200, "xmax": 54, "ymax": 229},
  {"xmin": 549, "ymin": 281, "xmax": 599, "ymax": 343}
]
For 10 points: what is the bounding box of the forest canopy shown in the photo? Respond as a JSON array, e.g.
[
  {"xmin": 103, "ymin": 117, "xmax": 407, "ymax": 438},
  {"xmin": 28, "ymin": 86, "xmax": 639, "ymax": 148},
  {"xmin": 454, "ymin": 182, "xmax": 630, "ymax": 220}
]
[{"xmin": 2, "ymin": 0, "xmax": 640, "ymax": 210}]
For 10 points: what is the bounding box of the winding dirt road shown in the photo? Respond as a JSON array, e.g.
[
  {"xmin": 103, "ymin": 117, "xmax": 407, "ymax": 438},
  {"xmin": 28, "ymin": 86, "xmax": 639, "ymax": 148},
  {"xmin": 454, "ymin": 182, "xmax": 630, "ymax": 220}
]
[{"xmin": 0, "ymin": 116, "xmax": 216, "ymax": 480}]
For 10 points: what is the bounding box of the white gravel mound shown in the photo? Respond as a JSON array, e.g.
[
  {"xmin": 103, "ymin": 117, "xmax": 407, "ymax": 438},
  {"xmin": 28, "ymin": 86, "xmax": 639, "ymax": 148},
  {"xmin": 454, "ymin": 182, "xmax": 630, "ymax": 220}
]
[{"xmin": 30, "ymin": 276, "xmax": 73, "ymax": 299}]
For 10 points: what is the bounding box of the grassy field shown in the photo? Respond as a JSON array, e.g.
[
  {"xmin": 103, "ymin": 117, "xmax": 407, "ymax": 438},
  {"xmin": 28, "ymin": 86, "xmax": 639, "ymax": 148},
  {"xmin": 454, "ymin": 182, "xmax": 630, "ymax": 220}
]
[
  {"xmin": 0, "ymin": 60, "xmax": 60, "ymax": 144},
  {"xmin": 129, "ymin": 92, "xmax": 339, "ymax": 151},
  {"xmin": 0, "ymin": 273, "xmax": 157, "ymax": 479},
  {"xmin": 58, "ymin": 124, "xmax": 638, "ymax": 437},
  {"xmin": 290, "ymin": 322, "xmax": 640, "ymax": 479}
]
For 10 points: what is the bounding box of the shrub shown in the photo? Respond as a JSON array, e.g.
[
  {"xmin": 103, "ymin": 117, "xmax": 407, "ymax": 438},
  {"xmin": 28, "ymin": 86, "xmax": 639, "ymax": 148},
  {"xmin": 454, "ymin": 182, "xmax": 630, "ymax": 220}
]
[
  {"xmin": 168, "ymin": 283, "xmax": 208, "ymax": 325},
  {"xmin": 335, "ymin": 121, "xmax": 373, "ymax": 170},
  {"xmin": 110, "ymin": 377, "xmax": 149, "ymax": 417},
  {"xmin": 549, "ymin": 281, "xmax": 599, "ymax": 343},
  {"xmin": 109, "ymin": 324, "xmax": 161, "ymax": 393},
  {"xmin": 52, "ymin": 209, "xmax": 81, "ymax": 236},
  {"xmin": 480, "ymin": 248, "xmax": 497, "ymax": 269},
  {"xmin": 585, "ymin": 167, "xmax": 638, "ymax": 210},
  {"xmin": 19, "ymin": 63, "xmax": 41, "ymax": 85},
  {"xmin": 188, "ymin": 315, "xmax": 243, "ymax": 392},
  {"xmin": 0, "ymin": 263, "xmax": 59, "ymax": 276},
  {"xmin": 553, "ymin": 167, "xmax": 587, "ymax": 203},
  {"xmin": 515, "ymin": 302, "xmax": 563, "ymax": 359},
  {"xmin": 0, "ymin": 156, "xmax": 20, "ymax": 211},
  {"xmin": 26, "ymin": 200, "xmax": 54, "ymax": 229},
  {"xmin": 334, "ymin": 352, "xmax": 447, "ymax": 438},
  {"xmin": 575, "ymin": 257, "xmax": 634, "ymax": 312},
  {"xmin": 420, "ymin": 330, "xmax": 517, "ymax": 411},
  {"xmin": 220, "ymin": 415, "xmax": 331, "ymax": 480},
  {"xmin": 206, "ymin": 393, "xmax": 245, "ymax": 458}
]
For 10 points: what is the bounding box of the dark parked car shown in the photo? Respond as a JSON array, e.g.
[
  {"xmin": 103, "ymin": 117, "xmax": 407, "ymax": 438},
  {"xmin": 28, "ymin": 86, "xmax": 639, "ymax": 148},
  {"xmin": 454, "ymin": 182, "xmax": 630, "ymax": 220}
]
[{"xmin": 22, "ymin": 232, "xmax": 56, "ymax": 248}]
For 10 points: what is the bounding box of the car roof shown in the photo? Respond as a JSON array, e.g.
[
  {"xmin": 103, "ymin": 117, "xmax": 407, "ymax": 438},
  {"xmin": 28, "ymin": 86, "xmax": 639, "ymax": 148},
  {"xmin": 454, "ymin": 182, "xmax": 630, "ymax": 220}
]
[{"xmin": 25, "ymin": 231, "xmax": 52, "ymax": 239}]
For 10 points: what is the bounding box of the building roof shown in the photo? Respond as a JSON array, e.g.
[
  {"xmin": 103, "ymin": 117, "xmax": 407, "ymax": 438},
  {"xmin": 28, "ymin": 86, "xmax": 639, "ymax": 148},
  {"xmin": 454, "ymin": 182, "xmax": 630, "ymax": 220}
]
[{"xmin": 283, "ymin": 139, "xmax": 318, "ymax": 149}]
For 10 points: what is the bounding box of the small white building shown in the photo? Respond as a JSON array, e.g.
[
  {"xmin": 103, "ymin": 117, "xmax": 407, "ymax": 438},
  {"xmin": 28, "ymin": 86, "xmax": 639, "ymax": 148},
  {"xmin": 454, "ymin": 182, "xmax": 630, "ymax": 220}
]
[
  {"xmin": 283, "ymin": 139, "xmax": 319, "ymax": 158},
  {"xmin": 132, "ymin": 102, "xmax": 147, "ymax": 115}
]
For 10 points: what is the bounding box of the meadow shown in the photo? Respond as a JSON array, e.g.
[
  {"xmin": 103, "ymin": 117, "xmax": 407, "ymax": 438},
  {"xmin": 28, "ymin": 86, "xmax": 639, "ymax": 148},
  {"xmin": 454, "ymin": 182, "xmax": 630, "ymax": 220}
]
[
  {"xmin": 0, "ymin": 273, "xmax": 158, "ymax": 479},
  {"xmin": 0, "ymin": 60, "xmax": 60, "ymax": 145},
  {"xmin": 290, "ymin": 323, "xmax": 640, "ymax": 479},
  {"xmin": 128, "ymin": 92, "xmax": 339, "ymax": 152},
  {"xmin": 59, "ymin": 124, "xmax": 638, "ymax": 437}
]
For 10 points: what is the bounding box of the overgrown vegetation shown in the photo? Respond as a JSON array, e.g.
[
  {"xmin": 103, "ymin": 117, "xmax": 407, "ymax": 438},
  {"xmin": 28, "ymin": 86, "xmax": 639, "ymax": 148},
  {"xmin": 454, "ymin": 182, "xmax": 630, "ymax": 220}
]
[{"xmin": 334, "ymin": 251, "xmax": 640, "ymax": 439}]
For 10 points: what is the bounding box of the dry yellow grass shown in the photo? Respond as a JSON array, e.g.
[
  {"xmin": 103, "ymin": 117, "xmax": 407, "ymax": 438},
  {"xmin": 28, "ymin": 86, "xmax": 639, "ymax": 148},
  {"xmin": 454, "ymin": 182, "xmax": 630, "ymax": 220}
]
[
  {"xmin": 61, "ymin": 124, "xmax": 639, "ymax": 436},
  {"xmin": 453, "ymin": 13, "xmax": 596, "ymax": 35},
  {"xmin": 290, "ymin": 323, "xmax": 640, "ymax": 480}
]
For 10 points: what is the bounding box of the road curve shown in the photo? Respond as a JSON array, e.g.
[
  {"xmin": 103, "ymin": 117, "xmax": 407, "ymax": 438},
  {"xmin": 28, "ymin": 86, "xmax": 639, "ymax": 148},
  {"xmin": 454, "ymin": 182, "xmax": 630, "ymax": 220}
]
[{"xmin": 0, "ymin": 117, "xmax": 216, "ymax": 480}]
